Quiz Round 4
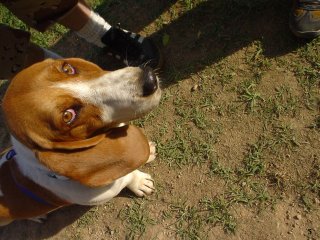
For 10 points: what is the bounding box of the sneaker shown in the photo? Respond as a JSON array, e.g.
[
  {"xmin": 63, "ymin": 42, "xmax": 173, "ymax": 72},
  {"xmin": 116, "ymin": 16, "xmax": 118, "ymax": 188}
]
[
  {"xmin": 290, "ymin": 0, "xmax": 320, "ymax": 38},
  {"xmin": 101, "ymin": 24, "xmax": 163, "ymax": 69}
]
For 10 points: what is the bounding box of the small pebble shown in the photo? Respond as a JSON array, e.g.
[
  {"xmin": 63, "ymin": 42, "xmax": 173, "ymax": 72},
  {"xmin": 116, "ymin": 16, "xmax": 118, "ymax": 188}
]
[
  {"xmin": 191, "ymin": 84, "xmax": 199, "ymax": 92},
  {"xmin": 294, "ymin": 214, "xmax": 302, "ymax": 220}
]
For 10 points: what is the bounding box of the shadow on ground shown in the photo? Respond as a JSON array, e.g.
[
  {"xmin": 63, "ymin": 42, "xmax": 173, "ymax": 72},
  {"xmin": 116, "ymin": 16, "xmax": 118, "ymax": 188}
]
[
  {"xmin": 0, "ymin": 205, "xmax": 91, "ymax": 240},
  {"xmin": 53, "ymin": 0, "xmax": 304, "ymax": 86}
]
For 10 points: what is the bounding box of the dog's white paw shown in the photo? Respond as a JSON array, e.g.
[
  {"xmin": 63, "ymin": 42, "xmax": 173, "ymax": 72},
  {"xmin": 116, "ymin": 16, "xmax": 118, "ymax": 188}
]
[
  {"xmin": 127, "ymin": 170, "xmax": 155, "ymax": 197},
  {"xmin": 28, "ymin": 214, "xmax": 47, "ymax": 223},
  {"xmin": 146, "ymin": 141, "xmax": 157, "ymax": 163}
]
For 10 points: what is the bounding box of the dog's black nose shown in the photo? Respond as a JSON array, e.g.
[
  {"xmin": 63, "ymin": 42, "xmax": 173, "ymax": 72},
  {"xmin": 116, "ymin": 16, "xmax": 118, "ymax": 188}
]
[{"xmin": 141, "ymin": 66, "xmax": 158, "ymax": 96}]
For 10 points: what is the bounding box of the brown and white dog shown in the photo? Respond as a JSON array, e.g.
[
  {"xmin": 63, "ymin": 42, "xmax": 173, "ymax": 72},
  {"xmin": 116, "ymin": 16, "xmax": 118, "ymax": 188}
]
[{"xmin": 0, "ymin": 58, "xmax": 161, "ymax": 226}]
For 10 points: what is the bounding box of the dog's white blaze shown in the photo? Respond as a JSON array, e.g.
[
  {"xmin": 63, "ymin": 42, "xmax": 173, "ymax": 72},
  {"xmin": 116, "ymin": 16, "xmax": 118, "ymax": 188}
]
[{"xmin": 55, "ymin": 67, "xmax": 160, "ymax": 123}]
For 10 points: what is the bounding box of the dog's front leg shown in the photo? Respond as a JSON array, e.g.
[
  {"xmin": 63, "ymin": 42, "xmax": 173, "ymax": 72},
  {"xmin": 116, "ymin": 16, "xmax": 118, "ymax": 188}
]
[
  {"xmin": 81, "ymin": 140, "xmax": 157, "ymax": 203},
  {"xmin": 124, "ymin": 142, "xmax": 156, "ymax": 197},
  {"xmin": 126, "ymin": 170, "xmax": 155, "ymax": 197},
  {"xmin": 146, "ymin": 141, "xmax": 157, "ymax": 163}
]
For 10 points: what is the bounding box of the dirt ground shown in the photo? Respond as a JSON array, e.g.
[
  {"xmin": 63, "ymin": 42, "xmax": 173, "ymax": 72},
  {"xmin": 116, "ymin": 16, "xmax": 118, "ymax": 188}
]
[{"xmin": 0, "ymin": 0, "xmax": 319, "ymax": 239}]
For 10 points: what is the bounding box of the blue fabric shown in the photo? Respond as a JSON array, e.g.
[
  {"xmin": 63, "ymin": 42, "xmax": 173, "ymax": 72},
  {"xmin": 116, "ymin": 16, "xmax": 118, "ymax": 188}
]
[
  {"xmin": 299, "ymin": 0, "xmax": 320, "ymax": 10},
  {"xmin": 12, "ymin": 177, "xmax": 52, "ymax": 206},
  {"xmin": 8, "ymin": 151, "xmax": 53, "ymax": 206},
  {"xmin": 6, "ymin": 149, "xmax": 16, "ymax": 160}
]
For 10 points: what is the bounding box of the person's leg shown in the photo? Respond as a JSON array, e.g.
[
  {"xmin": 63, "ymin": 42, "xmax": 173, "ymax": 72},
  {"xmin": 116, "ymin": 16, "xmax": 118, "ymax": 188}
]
[
  {"xmin": 0, "ymin": 0, "xmax": 78, "ymax": 80},
  {"xmin": 0, "ymin": 25, "xmax": 30, "ymax": 80},
  {"xmin": 0, "ymin": 24, "xmax": 62, "ymax": 80},
  {"xmin": 58, "ymin": 1, "xmax": 110, "ymax": 47},
  {"xmin": 2, "ymin": 0, "xmax": 162, "ymax": 69},
  {"xmin": 0, "ymin": 25, "xmax": 55, "ymax": 80},
  {"xmin": 58, "ymin": 1, "xmax": 162, "ymax": 69},
  {"xmin": 290, "ymin": 0, "xmax": 320, "ymax": 38},
  {"xmin": 57, "ymin": 0, "xmax": 92, "ymax": 31}
]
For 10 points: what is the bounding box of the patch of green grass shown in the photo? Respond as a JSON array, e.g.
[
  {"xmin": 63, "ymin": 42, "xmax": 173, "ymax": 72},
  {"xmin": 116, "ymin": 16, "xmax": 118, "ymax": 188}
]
[
  {"xmin": 209, "ymin": 158, "xmax": 234, "ymax": 181},
  {"xmin": 163, "ymin": 66, "xmax": 185, "ymax": 85},
  {"xmin": 204, "ymin": 132, "xmax": 280, "ymax": 234},
  {"xmin": 238, "ymin": 83, "xmax": 264, "ymax": 112},
  {"xmin": 215, "ymin": 103, "xmax": 239, "ymax": 117},
  {"xmin": 212, "ymin": 62, "xmax": 236, "ymax": 88},
  {"xmin": 169, "ymin": 201, "xmax": 204, "ymax": 239},
  {"xmin": 174, "ymin": 94, "xmax": 213, "ymax": 130},
  {"xmin": 296, "ymin": 157, "xmax": 320, "ymax": 211},
  {"xmin": 261, "ymin": 86, "xmax": 299, "ymax": 119},
  {"xmin": 157, "ymin": 127, "xmax": 215, "ymax": 166},
  {"xmin": 182, "ymin": 0, "xmax": 207, "ymax": 10},
  {"xmin": 119, "ymin": 200, "xmax": 155, "ymax": 239},
  {"xmin": 249, "ymin": 182, "xmax": 275, "ymax": 209},
  {"xmin": 228, "ymin": 181, "xmax": 275, "ymax": 212},
  {"xmin": 297, "ymin": 37, "xmax": 320, "ymax": 65},
  {"xmin": 190, "ymin": 107, "xmax": 210, "ymax": 129},
  {"xmin": 226, "ymin": 185, "xmax": 251, "ymax": 205},
  {"xmin": 76, "ymin": 207, "xmax": 99, "ymax": 228},
  {"xmin": 239, "ymin": 141, "xmax": 266, "ymax": 177},
  {"xmin": 0, "ymin": 6, "xmax": 28, "ymax": 31},
  {"xmin": 308, "ymin": 116, "xmax": 320, "ymax": 130},
  {"xmin": 266, "ymin": 170, "xmax": 287, "ymax": 190},
  {"xmin": 71, "ymin": 232, "xmax": 84, "ymax": 240},
  {"xmin": 155, "ymin": 85, "xmax": 221, "ymax": 167},
  {"xmin": 246, "ymin": 40, "xmax": 272, "ymax": 71},
  {"xmin": 292, "ymin": 39, "xmax": 320, "ymax": 113},
  {"xmin": 168, "ymin": 195, "xmax": 255, "ymax": 236},
  {"xmin": 309, "ymin": 159, "xmax": 320, "ymax": 196},
  {"xmin": 268, "ymin": 124, "xmax": 299, "ymax": 150},
  {"xmin": 200, "ymin": 197, "xmax": 237, "ymax": 234}
]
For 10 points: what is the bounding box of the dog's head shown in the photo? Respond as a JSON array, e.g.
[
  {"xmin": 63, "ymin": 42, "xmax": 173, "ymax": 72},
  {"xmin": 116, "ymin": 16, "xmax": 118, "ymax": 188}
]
[{"xmin": 2, "ymin": 58, "xmax": 161, "ymax": 150}]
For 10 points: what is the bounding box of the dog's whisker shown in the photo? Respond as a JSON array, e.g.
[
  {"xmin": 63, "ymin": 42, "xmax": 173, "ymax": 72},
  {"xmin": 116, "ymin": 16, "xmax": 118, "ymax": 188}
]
[{"xmin": 124, "ymin": 48, "xmax": 130, "ymax": 67}]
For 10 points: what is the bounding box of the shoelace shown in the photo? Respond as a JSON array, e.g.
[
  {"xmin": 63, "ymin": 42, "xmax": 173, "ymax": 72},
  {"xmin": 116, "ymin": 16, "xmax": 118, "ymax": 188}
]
[{"xmin": 298, "ymin": 0, "xmax": 320, "ymax": 10}]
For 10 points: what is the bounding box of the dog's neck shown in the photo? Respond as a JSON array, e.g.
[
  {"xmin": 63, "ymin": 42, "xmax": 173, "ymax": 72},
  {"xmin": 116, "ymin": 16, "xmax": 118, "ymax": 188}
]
[
  {"xmin": 10, "ymin": 136, "xmax": 68, "ymax": 181},
  {"xmin": 8, "ymin": 135, "xmax": 130, "ymax": 205}
]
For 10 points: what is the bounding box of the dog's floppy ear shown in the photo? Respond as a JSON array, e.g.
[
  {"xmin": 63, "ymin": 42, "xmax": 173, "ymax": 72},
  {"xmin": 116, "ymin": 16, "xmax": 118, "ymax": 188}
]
[
  {"xmin": 35, "ymin": 125, "xmax": 150, "ymax": 187},
  {"xmin": 27, "ymin": 130, "xmax": 106, "ymax": 150}
]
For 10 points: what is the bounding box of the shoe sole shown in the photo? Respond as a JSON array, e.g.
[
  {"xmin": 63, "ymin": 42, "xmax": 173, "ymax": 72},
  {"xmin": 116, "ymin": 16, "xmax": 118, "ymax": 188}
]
[{"xmin": 290, "ymin": 24, "xmax": 320, "ymax": 39}]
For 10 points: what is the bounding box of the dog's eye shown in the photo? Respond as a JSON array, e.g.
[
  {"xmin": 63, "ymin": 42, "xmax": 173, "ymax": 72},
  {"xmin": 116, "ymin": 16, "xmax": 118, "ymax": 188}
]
[
  {"xmin": 62, "ymin": 63, "xmax": 76, "ymax": 75},
  {"xmin": 63, "ymin": 109, "xmax": 77, "ymax": 125}
]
